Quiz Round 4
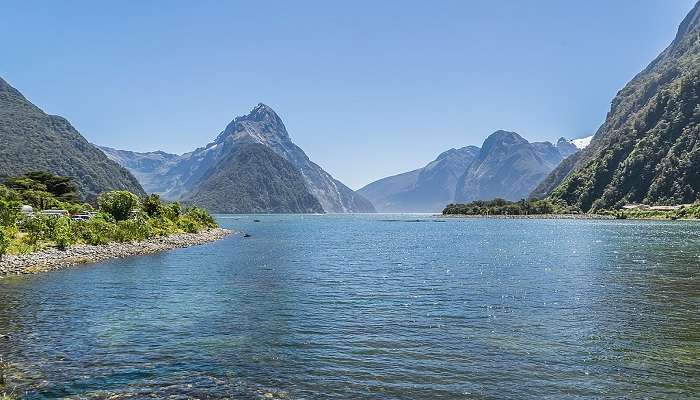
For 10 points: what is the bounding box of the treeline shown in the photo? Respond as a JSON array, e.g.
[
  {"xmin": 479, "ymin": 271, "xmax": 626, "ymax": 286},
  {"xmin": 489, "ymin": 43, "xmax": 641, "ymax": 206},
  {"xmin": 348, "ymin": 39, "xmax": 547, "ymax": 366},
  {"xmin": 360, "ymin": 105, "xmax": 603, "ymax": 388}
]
[
  {"xmin": 0, "ymin": 171, "xmax": 217, "ymax": 257},
  {"xmin": 443, "ymin": 198, "xmax": 561, "ymax": 216},
  {"xmin": 599, "ymin": 205, "xmax": 700, "ymax": 220}
]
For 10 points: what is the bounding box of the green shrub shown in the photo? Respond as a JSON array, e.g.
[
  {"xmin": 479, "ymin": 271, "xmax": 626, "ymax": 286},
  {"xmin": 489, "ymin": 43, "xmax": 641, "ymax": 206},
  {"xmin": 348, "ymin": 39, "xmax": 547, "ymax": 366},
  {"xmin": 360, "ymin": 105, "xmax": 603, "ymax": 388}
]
[
  {"xmin": 22, "ymin": 215, "xmax": 48, "ymax": 250},
  {"xmin": 184, "ymin": 207, "xmax": 217, "ymax": 229},
  {"xmin": 0, "ymin": 172, "xmax": 220, "ymax": 254},
  {"xmin": 177, "ymin": 216, "xmax": 202, "ymax": 233},
  {"xmin": 142, "ymin": 194, "xmax": 166, "ymax": 218},
  {"xmin": 53, "ymin": 217, "xmax": 74, "ymax": 250},
  {"xmin": 0, "ymin": 198, "xmax": 20, "ymax": 227},
  {"xmin": 98, "ymin": 191, "xmax": 140, "ymax": 221},
  {"xmin": 81, "ymin": 217, "xmax": 116, "ymax": 245},
  {"xmin": 0, "ymin": 228, "xmax": 10, "ymax": 260},
  {"xmin": 165, "ymin": 202, "xmax": 182, "ymax": 222}
]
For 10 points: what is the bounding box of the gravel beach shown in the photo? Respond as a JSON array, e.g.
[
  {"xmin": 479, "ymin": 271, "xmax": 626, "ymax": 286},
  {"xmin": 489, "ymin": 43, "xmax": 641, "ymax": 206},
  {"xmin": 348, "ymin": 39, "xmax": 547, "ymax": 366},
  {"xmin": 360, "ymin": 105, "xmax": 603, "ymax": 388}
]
[{"xmin": 0, "ymin": 228, "xmax": 233, "ymax": 277}]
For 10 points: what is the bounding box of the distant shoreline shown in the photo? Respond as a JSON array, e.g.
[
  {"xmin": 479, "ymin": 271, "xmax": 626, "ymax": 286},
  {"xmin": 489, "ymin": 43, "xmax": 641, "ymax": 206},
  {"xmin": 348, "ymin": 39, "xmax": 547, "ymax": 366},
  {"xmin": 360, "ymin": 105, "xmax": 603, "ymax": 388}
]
[
  {"xmin": 439, "ymin": 213, "xmax": 615, "ymax": 220},
  {"xmin": 0, "ymin": 228, "xmax": 233, "ymax": 278},
  {"xmin": 439, "ymin": 213, "xmax": 700, "ymax": 221}
]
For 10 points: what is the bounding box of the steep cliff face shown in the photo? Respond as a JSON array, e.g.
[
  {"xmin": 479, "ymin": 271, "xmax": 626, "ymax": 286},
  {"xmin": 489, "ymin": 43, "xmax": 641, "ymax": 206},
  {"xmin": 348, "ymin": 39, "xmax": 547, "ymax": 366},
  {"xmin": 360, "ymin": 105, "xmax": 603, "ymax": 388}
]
[
  {"xmin": 540, "ymin": 1, "xmax": 700, "ymax": 211},
  {"xmin": 185, "ymin": 143, "xmax": 324, "ymax": 213},
  {"xmin": 104, "ymin": 104, "xmax": 375, "ymax": 213},
  {"xmin": 0, "ymin": 77, "xmax": 145, "ymax": 199},
  {"xmin": 210, "ymin": 104, "xmax": 374, "ymax": 213},
  {"xmin": 454, "ymin": 131, "xmax": 568, "ymax": 203}
]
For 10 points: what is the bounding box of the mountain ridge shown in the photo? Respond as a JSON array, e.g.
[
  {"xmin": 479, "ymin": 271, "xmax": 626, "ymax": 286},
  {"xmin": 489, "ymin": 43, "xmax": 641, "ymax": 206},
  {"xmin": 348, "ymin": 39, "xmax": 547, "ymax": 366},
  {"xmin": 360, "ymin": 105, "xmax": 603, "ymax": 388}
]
[
  {"xmin": 360, "ymin": 131, "xmax": 579, "ymax": 212},
  {"xmin": 535, "ymin": 1, "xmax": 700, "ymax": 210},
  {"xmin": 104, "ymin": 104, "xmax": 375, "ymax": 213},
  {"xmin": 0, "ymin": 76, "xmax": 145, "ymax": 199}
]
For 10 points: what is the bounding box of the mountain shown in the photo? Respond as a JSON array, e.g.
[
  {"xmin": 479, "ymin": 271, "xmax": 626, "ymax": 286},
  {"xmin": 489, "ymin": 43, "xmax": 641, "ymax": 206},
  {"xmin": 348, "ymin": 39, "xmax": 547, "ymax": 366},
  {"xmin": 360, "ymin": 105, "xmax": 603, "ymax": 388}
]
[
  {"xmin": 104, "ymin": 104, "xmax": 375, "ymax": 213},
  {"xmin": 556, "ymin": 137, "xmax": 579, "ymax": 158},
  {"xmin": 535, "ymin": 1, "xmax": 700, "ymax": 211},
  {"xmin": 358, "ymin": 146, "xmax": 479, "ymax": 212},
  {"xmin": 454, "ymin": 131, "xmax": 570, "ymax": 203},
  {"xmin": 98, "ymin": 147, "xmax": 179, "ymax": 194},
  {"xmin": 360, "ymin": 131, "xmax": 576, "ymax": 212},
  {"xmin": 570, "ymin": 135, "xmax": 594, "ymax": 150},
  {"xmin": 185, "ymin": 143, "xmax": 323, "ymax": 213},
  {"xmin": 0, "ymin": 77, "xmax": 145, "ymax": 199}
]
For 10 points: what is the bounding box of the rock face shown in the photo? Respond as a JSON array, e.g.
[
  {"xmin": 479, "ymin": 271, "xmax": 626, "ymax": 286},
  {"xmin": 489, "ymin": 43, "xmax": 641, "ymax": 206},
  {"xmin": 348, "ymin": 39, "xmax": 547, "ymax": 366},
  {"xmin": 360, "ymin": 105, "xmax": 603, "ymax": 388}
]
[
  {"xmin": 358, "ymin": 146, "xmax": 479, "ymax": 212},
  {"xmin": 104, "ymin": 104, "xmax": 375, "ymax": 213},
  {"xmin": 99, "ymin": 146, "xmax": 179, "ymax": 194},
  {"xmin": 0, "ymin": 77, "xmax": 145, "ymax": 199},
  {"xmin": 556, "ymin": 137, "xmax": 579, "ymax": 158},
  {"xmin": 185, "ymin": 143, "xmax": 324, "ymax": 213},
  {"xmin": 537, "ymin": 1, "xmax": 700, "ymax": 211},
  {"xmin": 360, "ymin": 131, "xmax": 576, "ymax": 212},
  {"xmin": 454, "ymin": 131, "xmax": 570, "ymax": 203}
]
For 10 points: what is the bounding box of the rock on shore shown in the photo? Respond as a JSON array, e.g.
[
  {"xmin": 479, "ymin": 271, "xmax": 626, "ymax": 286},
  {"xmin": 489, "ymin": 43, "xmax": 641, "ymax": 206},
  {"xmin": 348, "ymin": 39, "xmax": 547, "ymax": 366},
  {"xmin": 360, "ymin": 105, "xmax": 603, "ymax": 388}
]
[{"xmin": 0, "ymin": 228, "xmax": 232, "ymax": 277}]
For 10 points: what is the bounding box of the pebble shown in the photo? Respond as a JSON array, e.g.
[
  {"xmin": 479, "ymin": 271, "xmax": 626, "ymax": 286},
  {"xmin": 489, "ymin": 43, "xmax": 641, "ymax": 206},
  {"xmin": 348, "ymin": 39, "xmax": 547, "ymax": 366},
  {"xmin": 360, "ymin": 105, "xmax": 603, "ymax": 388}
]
[{"xmin": 0, "ymin": 228, "xmax": 233, "ymax": 278}]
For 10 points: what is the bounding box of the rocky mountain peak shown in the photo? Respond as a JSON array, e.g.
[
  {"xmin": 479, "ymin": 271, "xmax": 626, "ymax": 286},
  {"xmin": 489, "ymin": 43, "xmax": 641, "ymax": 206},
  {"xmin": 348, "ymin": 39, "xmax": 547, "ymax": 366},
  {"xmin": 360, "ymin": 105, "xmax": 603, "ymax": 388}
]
[
  {"xmin": 218, "ymin": 103, "xmax": 290, "ymax": 143},
  {"xmin": 480, "ymin": 130, "xmax": 527, "ymax": 155},
  {"xmin": 676, "ymin": 0, "xmax": 700, "ymax": 41}
]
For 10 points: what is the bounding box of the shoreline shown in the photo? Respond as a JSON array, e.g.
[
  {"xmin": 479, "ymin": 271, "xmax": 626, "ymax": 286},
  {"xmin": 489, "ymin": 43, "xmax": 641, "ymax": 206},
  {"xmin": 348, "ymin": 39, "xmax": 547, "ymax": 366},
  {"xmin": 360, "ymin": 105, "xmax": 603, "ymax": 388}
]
[
  {"xmin": 0, "ymin": 228, "xmax": 233, "ymax": 278},
  {"xmin": 439, "ymin": 213, "xmax": 616, "ymax": 220},
  {"xmin": 439, "ymin": 213, "xmax": 700, "ymax": 221}
]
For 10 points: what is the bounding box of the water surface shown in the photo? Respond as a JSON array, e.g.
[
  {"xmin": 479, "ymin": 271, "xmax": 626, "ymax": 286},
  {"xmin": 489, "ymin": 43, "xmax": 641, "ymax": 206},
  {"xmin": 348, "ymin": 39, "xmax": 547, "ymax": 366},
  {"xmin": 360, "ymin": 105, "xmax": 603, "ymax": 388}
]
[{"xmin": 1, "ymin": 215, "xmax": 699, "ymax": 399}]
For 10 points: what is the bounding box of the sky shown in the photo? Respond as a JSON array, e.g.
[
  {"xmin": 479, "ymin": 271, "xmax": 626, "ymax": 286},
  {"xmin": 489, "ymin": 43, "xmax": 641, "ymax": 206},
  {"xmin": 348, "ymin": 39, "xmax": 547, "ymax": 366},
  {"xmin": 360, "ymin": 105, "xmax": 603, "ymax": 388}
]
[{"xmin": 0, "ymin": 0, "xmax": 696, "ymax": 189}]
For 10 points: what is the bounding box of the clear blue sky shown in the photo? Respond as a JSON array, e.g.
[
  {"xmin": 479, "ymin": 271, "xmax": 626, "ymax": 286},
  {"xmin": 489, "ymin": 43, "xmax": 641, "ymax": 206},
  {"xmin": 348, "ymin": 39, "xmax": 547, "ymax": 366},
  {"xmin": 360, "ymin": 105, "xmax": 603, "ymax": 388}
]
[{"xmin": 1, "ymin": 1, "xmax": 695, "ymax": 189}]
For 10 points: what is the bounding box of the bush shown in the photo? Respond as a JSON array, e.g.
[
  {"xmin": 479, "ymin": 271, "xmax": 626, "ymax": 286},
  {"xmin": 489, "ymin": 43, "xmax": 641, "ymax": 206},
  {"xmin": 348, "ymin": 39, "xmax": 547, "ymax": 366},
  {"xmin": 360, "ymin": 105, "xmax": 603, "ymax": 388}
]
[
  {"xmin": 53, "ymin": 217, "xmax": 74, "ymax": 250},
  {"xmin": 0, "ymin": 172, "xmax": 220, "ymax": 254},
  {"xmin": 0, "ymin": 228, "xmax": 10, "ymax": 260},
  {"xmin": 114, "ymin": 213, "xmax": 153, "ymax": 242},
  {"xmin": 177, "ymin": 216, "xmax": 201, "ymax": 233},
  {"xmin": 22, "ymin": 215, "xmax": 48, "ymax": 250},
  {"xmin": 184, "ymin": 207, "xmax": 217, "ymax": 228},
  {"xmin": 98, "ymin": 191, "xmax": 140, "ymax": 221},
  {"xmin": 0, "ymin": 198, "xmax": 20, "ymax": 227},
  {"xmin": 80, "ymin": 217, "xmax": 117, "ymax": 245},
  {"xmin": 142, "ymin": 194, "xmax": 166, "ymax": 218}
]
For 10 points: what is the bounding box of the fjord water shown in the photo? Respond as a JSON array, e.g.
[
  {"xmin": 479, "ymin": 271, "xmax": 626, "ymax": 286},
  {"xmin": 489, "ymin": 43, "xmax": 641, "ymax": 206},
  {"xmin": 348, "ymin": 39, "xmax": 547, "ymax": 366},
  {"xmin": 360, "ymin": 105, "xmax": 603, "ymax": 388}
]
[{"xmin": 1, "ymin": 215, "xmax": 699, "ymax": 399}]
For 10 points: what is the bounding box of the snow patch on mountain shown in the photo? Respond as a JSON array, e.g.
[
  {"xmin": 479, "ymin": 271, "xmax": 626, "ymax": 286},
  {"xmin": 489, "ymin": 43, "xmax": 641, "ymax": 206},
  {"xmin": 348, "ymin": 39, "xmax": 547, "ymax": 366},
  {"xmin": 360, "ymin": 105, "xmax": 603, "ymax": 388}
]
[{"xmin": 570, "ymin": 135, "xmax": 593, "ymax": 149}]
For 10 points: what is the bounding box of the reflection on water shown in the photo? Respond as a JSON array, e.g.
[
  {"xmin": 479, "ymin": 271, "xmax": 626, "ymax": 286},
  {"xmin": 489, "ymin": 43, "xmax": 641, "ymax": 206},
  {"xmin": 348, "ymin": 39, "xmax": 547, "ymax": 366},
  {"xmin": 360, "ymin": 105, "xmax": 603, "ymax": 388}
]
[{"xmin": 0, "ymin": 215, "xmax": 699, "ymax": 399}]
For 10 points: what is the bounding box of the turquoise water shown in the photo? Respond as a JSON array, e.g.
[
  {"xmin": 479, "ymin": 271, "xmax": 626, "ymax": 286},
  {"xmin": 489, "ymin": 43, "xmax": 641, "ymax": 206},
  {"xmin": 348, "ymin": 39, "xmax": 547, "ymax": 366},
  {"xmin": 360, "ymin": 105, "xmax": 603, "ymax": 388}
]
[{"xmin": 1, "ymin": 215, "xmax": 699, "ymax": 399}]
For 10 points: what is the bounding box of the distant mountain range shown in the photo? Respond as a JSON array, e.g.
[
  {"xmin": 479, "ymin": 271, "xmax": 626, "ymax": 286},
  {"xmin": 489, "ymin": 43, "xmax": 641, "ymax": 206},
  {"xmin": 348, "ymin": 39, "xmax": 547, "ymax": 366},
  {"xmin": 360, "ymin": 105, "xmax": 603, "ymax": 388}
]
[
  {"xmin": 0, "ymin": 77, "xmax": 144, "ymax": 199},
  {"xmin": 534, "ymin": 1, "xmax": 700, "ymax": 211},
  {"xmin": 359, "ymin": 132, "xmax": 589, "ymax": 212},
  {"xmin": 102, "ymin": 104, "xmax": 375, "ymax": 213}
]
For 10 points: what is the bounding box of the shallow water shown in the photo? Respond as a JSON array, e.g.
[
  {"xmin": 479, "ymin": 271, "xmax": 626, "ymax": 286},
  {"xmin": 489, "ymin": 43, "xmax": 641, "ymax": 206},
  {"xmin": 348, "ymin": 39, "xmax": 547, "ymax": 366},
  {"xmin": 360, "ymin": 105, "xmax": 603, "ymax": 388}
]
[{"xmin": 1, "ymin": 215, "xmax": 699, "ymax": 399}]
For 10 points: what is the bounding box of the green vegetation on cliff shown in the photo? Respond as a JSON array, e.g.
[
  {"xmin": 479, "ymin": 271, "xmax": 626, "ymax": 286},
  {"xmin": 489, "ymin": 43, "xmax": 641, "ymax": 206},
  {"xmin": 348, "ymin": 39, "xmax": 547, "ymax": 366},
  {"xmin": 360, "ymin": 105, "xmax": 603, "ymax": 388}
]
[
  {"xmin": 0, "ymin": 172, "xmax": 217, "ymax": 258},
  {"xmin": 185, "ymin": 143, "xmax": 324, "ymax": 213},
  {"xmin": 539, "ymin": 3, "xmax": 700, "ymax": 211},
  {"xmin": 0, "ymin": 77, "xmax": 144, "ymax": 199}
]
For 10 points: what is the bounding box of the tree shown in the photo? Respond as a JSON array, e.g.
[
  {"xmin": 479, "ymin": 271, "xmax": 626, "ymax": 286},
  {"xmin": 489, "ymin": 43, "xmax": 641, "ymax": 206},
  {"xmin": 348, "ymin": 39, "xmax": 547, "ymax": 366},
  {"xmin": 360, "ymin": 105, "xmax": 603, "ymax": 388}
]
[
  {"xmin": 0, "ymin": 198, "xmax": 20, "ymax": 227},
  {"xmin": 98, "ymin": 191, "xmax": 140, "ymax": 221},
  {"xmin": 142, "ymin": 194, "xmax": 165, "ymax": 218},
  {"xmin": 4, "ymin": 171, "xmax": 80, "ymax": 203}
]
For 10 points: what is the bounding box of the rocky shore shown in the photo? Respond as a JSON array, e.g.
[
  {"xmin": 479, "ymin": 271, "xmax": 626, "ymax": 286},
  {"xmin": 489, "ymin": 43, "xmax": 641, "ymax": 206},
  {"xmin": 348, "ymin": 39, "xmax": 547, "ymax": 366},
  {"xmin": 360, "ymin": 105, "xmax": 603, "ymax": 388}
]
[{"xmin": 0, "ymin": 228, "xmax": 233, "ymax": 278}]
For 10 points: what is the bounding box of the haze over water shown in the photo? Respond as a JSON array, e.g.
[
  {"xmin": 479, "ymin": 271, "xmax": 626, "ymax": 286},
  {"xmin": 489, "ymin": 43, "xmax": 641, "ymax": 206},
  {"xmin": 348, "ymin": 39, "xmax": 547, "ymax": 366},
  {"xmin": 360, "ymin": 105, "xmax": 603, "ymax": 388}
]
[{"xmin": 1, "ymin": 215, "xmax": 699, "ymax": 399}]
